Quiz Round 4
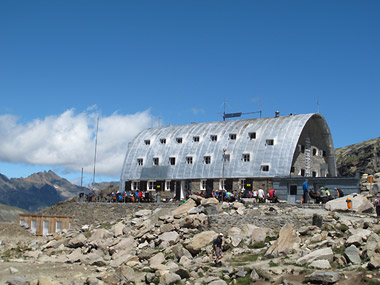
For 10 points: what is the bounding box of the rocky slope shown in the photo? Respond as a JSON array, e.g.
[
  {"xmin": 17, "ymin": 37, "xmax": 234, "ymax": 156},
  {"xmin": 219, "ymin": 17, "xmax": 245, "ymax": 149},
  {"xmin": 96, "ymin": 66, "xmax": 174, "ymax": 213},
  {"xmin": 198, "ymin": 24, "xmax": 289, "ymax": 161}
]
[
  {"xmin": 336, "ymin": 137, "xmax": 380, "ymax": 176},
  {"xmin": 0, "ymin": 171, "xmax": 89, "ymax": 212},
  {"xmin": 0, "ymin": 203, "xmax": 28, "ymax": 223},
  {"xmin": 1, "ymin": 196, "xmax": 379, "ymax": 284}
]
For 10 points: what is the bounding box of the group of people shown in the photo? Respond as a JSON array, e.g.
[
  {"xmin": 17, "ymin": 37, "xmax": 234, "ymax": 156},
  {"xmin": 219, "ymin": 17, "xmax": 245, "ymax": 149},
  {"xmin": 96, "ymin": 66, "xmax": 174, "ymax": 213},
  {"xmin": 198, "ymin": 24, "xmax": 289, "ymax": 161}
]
[
  {"xmin": 302, "ymin": 179, "xmax": 345, "ymax": 204},
  {"xmin": 241, "ymin": 188, "xmax": 279, "ymax": 203}
]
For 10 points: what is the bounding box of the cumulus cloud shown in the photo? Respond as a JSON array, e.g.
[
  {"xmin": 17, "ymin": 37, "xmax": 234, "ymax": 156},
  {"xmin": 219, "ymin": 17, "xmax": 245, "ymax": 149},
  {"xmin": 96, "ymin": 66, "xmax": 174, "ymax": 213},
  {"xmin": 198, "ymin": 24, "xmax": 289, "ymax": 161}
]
[{"xmin": 0, "ymin": 108, "xmax": 155, "ymax": 177}]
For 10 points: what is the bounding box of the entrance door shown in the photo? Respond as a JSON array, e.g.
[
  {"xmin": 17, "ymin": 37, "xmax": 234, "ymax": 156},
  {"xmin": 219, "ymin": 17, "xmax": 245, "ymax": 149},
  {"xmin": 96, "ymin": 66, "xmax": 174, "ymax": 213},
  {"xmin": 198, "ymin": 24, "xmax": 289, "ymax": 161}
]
[
  {"xmin": 43, "ymin": 220, "xmax": 49, "ymax": 236},
  {"xmin": 288, "ymin": 185, "xmax": 297, "ymax": 204},
  {"xmin": 31, "ymin": 220, "xmax": 37, "ymax": 233},
  {"xmin": 175, "ymin": 181, "xmax": 181, "ymax": 200}
]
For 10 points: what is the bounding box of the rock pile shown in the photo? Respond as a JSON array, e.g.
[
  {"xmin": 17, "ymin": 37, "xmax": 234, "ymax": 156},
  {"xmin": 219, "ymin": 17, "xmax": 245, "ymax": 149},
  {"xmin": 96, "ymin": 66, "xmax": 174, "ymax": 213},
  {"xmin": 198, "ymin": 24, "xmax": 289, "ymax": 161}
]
[{"xmin": 1, "ymin": 195, "xmax": 380, "ymax": 284}]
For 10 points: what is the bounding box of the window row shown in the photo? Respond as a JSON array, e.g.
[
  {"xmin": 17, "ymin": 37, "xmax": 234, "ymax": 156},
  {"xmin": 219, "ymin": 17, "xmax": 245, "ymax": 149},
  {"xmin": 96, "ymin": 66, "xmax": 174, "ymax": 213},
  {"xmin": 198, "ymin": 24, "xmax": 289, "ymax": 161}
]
[
  {"xmin": 143, "ymin": 132, "xmax": 274, "ymax": 145},
  {"xmin": 136, "ymin": 156, "xmax": 270, "ymax": 170}
]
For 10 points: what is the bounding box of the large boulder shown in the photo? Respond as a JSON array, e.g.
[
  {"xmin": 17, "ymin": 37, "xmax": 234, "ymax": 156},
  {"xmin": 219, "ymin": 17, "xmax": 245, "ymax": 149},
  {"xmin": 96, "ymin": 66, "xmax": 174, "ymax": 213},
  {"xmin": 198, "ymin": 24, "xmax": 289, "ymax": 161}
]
[
  {"xmin": 265, "ymin": 224, "xmax": 300, "ymax": 257},
  {"xmin": 306, "ymin": 272, "xmax": 339, "ymax": 284},
  {"xmin": 200, "ymin": 198, "xmax": 219, "ymax": 206},
  {"xmin": 158, "ymin": 231, "xmax": 180, "ymax": 247},
  {"xmin": 228, "ymin": 227, "xmax": 242, "ymax": 247},
  {"xmin": 185, "ymin": 230, "xmax": 217, "ymax": 255},
  {"xmin": 297, "ymin": 247, "xmax": 334, "ymax": 265},
  {"xmin": 67, "ymin": 234, "xmax": 87, "ymax": 248},
  {"xmin": 89, "ymin": 228, "xmax": 112, "ymax": 242},
  {"xmin": 325, "ymin": 194, "xmax": 373, "ymax": 213},
  {"xmin": 172, "ymin": 199, "xmax": 197, "ymax": 216},
  {"xmin": 344, "ymin": 245, "xmax": 361, "ymax": 265}
]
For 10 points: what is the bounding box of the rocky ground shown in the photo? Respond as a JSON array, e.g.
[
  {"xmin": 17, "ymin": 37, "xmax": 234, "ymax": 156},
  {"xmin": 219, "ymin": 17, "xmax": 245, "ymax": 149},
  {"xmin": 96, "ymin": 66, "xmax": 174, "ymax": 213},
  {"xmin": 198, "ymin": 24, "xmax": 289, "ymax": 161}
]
[{"xmin": 1, "ymin": 195, "xmax": 380, "ymax": 285}]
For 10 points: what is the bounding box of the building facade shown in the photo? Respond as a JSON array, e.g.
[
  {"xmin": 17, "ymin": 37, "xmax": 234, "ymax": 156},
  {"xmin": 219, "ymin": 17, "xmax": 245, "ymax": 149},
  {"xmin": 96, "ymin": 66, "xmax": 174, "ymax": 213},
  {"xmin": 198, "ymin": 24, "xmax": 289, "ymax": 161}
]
[
  {"xmin": 120, "ymin": 113, "xmax": 344, "ymax": 200},
  {"xmin": 18, "ymin": 214, "xmax": 72, "ymax": 236}
]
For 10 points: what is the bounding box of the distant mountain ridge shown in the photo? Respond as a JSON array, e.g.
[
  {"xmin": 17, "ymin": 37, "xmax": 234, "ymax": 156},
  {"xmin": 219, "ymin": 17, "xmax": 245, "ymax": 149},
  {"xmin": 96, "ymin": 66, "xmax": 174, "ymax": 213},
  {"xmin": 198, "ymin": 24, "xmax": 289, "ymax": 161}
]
[{"xmin": 0, "ymin": 170, "xmax": 89, "ymax": 212}]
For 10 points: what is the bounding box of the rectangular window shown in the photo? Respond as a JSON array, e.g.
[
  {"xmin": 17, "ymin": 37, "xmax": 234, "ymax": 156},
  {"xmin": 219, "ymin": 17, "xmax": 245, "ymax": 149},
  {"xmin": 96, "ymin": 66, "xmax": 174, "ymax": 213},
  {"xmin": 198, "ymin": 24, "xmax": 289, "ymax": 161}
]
[
  {"xmin": 176, "ymin": 137, "xmax": 183, "ymax": 144},
  {"xmin": 313, "ymin": 148, "xmax": 318, "ymax": 156},
  {"xmin": 223, "ymin": 154, "xmax": 230, "ymax": 163},
  {"xmin": 148, "ymin": 181, "xmax": 155, "ymax": 191},
  {"xmin": 301, "ymin": 145, "xmax": 305, "ymax": 153},
  {"xmin": 229, "ymin": 133, "xmax": 236, "ymax": 140},
  {"xmin": 219, "ymin": 179, "xmax": 226, "ymax": 190},
  {"xmin": 144, "ymin": 139, "xmax": 150, "ymax": 145},
  {"xmin": 56, "ymin": 221, "xmax": 62, "ymax": 233},
  {"xmin": 210, "ymin": 135, "xmax": 217, "ymax": 141},
  {"xmin": 153, "ymin": 157, "xmax": 159, "ymax": 166},
  {"xmin": 165, "ymin": 180, "xmax": 171, "ymax": 191},
  {"xmin": 20, "ymin": 219, "xmax": 25, "ymax": 226},
  {"xmin": 248, "ymin": 132, "xmax": 256, "ymax": 140},
  {"xmin": 204, "ymin": 156, "xmax": 211, "ymax": 164},
  {"xmin": 312, "ymin": 171, "xmax": 317, "ymax": 177},
  {"xmin": 137, "ymin": 158, "xmax": 143, "ymax": 166},
  {"xmin": 266, "ymin": 139, "xmax": 274, "ymax": 146},
  {"xmin": 200, "ymin": 179, "xmax": 207, "ymax": 190},
  {"xmin": 31, "ymin": 220, "xmax": 37, "ymax": 233},
  {"xmin": 169, "ymin": 157, "xmax": 176, "ymax": 165},
  {"xmin": 322, "ymin": 150, "xmax": 327, "ymax": 157},
  {"xmin": 300, "ymin": 169, "xmax": 305, "ymax": 176},
  {"xmin": 242, "ymin": 153, "xmax": 250, "ymax": 162},
  {"xmin": 239, "ymin": 179, "xmax": 246, "ymax": 190},
  {"xmin": 193, "ymin": 136, "xmax": 200, "ymax": 142},
  {"xmin": 160, "ymin": 138, "xmax": 166, "ymax": 144},
  {"xmin": 132, "ymin": 181, "xmax": 140, "ymax": 190},
  {"xmin": 186, "ymin": 156, "xmax": 193, "ymax": 164},
  {"xmin": 291, "ymin": 167, "xmax": 295, "ymax": 173},
  {"xmin": 261, "ymin": 165, "xmax": 269, "ymax": 172}
]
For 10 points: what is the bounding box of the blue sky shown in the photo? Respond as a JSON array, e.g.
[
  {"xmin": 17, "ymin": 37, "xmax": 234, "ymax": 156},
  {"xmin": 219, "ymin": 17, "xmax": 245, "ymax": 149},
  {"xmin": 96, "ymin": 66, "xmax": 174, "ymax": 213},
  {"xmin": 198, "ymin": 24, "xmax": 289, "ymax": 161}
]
[{"xmin": 0, "ymin": 1, "xmax": 379, "ymax": 185}]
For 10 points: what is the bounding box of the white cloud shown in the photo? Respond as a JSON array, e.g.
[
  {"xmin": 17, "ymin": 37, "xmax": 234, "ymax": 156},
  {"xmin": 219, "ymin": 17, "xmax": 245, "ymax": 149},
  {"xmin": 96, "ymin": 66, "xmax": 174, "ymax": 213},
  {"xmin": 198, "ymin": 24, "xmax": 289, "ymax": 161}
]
[
  {"xmin": 0, "ymin": 108, "xmax": 155, "ymax": 177},
  {"xmin": 191, "ymin": 108, "xmax": 206, "ymax": 115}
]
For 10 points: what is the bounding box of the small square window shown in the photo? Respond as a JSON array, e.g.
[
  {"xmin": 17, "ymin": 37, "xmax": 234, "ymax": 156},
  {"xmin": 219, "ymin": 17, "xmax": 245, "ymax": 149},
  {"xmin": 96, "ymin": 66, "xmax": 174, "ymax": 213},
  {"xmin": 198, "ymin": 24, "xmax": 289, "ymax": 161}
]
[
  {"xmin": 266, "ymin": 139, "xmax": 274, "ymax": 146},
  {"xmin": 261, "ymin": 165, "xmax": 269, "ymax": 172},
  {"xmin": 210, "ymin": 135, "xmax": 217, "ymax": 141},
  {"xmin": 204, "ymin": 156, "xmax": 211, "ymax": 164},
  {"xmin": 153, "ymin": 157, "xmax": 159, "ymax": 166},
  {"xmin": 186, "ymin": 156, "xmax": 193, "ymax": 164},
  {"xmin": 313, "ymin": 148, "xmax": 318, "ymax": 156},
  {"xmin": 176, "ymin": 137, "xmax": 183, "ymax": 144},
  {"xmin": 193, "ymin": 136, "xmax": 200, "ymax": 142},
  {"xmin": 160, "ymin": 138, "xmax": 166, "ymax": 144},
  {"xmin": 229, "ymin": 134, "xmax": 236, "ymax": 140},
  {"xmin": 144, "ymin": 140, "xmax": 150, "ymax": 145},
  {"xmin": 242, "ymin": 153, "xmax": 250, "ymax": 162},
  {"xmin": 249, "ymin": 132, "xmax": 256, "ymax": 140},
  {"xmin": 169, "ymin": 157, "xmax": 176, "ymax": 165},
  {"xmin": 137, "ymin": 158, "xmax": 143, "ymax": 166}
]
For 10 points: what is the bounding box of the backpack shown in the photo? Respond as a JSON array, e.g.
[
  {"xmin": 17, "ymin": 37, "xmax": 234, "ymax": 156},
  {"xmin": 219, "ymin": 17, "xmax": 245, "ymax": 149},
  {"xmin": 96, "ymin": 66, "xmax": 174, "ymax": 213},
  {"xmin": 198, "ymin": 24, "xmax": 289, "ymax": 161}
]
[{"xmin": 375, "ymin": 199, "xmax": 380, "ymax": 206}]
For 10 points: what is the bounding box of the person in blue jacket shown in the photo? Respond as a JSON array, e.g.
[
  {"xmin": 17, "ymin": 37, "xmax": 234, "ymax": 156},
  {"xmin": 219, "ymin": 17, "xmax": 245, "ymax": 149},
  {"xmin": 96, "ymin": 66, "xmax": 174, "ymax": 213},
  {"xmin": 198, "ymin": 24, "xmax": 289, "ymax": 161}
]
[{"xmin": 302, "ymin": 179, "xmax": 309, "ymax": 204}]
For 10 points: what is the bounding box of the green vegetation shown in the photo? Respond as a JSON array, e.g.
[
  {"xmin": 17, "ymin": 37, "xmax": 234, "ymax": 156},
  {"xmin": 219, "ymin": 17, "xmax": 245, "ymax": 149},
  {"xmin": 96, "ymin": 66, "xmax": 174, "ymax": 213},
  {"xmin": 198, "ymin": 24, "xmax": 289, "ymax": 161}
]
[
  {"xmin": 230, "ymin": 253, "xmax": 261, "ymax": 265},
  {"xmin": 249, "ymin": 241, "xmax": 266, "ymax": 249},
  {"xmin": 333, "ymin": 246, "xmax": 346, "ymax": 255}
]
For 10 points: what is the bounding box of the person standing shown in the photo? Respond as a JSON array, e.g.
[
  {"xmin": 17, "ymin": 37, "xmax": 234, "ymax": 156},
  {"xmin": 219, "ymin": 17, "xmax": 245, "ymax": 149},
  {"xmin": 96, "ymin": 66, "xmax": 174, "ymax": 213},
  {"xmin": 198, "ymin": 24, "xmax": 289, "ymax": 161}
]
[
  {"xmin": 302, "ymin": 179, "xmax": 309, "ymax": 204},
  {"xmin": 213, "ymin": 233, "xmax": 224, "ymax": 266},
  {"xmin": 258, "ymin": 188, "xmax": 265, "ymax": 203}
]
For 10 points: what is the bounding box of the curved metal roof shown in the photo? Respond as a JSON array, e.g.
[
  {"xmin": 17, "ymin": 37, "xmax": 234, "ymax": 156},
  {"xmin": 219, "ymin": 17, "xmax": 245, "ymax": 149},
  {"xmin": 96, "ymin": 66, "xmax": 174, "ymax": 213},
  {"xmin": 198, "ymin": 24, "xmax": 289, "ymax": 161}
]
[{"xmin": 120, "ymin": 113, "xmax": 335, "ymax": 182}]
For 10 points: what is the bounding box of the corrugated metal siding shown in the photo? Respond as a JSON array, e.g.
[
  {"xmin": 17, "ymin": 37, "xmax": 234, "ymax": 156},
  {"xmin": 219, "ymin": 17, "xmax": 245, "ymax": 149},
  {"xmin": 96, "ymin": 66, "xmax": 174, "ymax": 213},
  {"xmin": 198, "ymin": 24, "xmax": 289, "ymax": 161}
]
[{"xmin": 121, "ymin": 113, "xmax": 331, "ymax": 182}]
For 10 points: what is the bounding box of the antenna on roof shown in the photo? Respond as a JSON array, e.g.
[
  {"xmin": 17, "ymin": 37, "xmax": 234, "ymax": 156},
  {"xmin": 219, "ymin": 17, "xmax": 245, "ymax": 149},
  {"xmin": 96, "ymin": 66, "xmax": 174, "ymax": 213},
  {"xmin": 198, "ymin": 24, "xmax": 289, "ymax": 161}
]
[{"xmin": 222, "ymin": 100, "xmax": 262, "ymax": 121}]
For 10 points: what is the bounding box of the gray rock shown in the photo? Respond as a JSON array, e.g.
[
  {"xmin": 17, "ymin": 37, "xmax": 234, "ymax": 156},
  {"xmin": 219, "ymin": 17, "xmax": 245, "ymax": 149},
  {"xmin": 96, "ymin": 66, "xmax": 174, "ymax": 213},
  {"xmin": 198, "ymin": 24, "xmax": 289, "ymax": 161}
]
[
  {"xmin": 185, "ymin": 230, "xmax": 217, "ymax": 255},
  {"xmin": 309, "ymin": 259, "xmax": 331, "ymax": 269},
  {"xmin": 161, "ymin": 273, "xmax": 181, "ymax": 285},
  {"xmin": 9, "ymin": 267, "xmax": 19, "ymax": 274},
  {"xmin": 344, "ymin": 245, "xmax": 361, "ymax": 265},
  {"xmin": 204, "ymin": 205, "xmax": 218, "ymax": 215},
  {"xmin": 89, "ymin": 228, "xmax": 112, "ymax": 242},
  {"xmin": 209, "ymin": 280, "xmax": 228, "ymax": 285},
  {"xmin": 297, "ymin": 247, "xmax": 334, "ymax": 265},
  {"xmin": 170, "ymin": 244, "xmax": 192, "ymax": 261},
  {"xmin": 135, "ymin": 209, "xmax": 152, "ymax": 217},
  {"xmin": 67, "ymin": 233, "xmax": 87, "ymax": 248},
  {"xmin": 266, "ymin": 224, "xmax": 300, "ymax": 257},
  {"xmin": 235, "ymin": 269, "xmax": 247, "ymax": 277},
  {"xmin": 250, "ymin": 269, "xmax": 260, "ymax": 281},
  {"xmin": 306, "ymin": 271, "xmax": 339, "ymax": 283},
  {"xmin": 158, "ymin": 231, "xmax": 179, "ymax": 247},
  {"xmin": 85, "ymin": 277, "xmax": 105, "ymax": 285},
  {"xmin": 6, "ymin": 276, "xmax": 28, "ymax": 285}
]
